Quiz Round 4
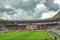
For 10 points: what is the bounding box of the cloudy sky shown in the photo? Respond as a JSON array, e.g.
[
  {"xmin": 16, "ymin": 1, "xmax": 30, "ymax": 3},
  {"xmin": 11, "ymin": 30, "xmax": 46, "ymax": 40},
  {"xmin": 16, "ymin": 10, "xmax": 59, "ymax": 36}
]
[{"xmin": 0, "ymin": 0, "xmax": 60, "ymax": 20}]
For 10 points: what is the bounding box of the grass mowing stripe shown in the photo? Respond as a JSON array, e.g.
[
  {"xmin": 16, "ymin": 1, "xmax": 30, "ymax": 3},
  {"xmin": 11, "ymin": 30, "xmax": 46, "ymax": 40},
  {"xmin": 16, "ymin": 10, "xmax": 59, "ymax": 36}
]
[
  {"xmin": 0, "ymin": 31, "xmax": 52, "ymax": 40},
  {"xmin": 0, "ymin": 32, "xmax": 15, "ymax": 38},
  {"xmin": 0, "ymin": 32, "xmax": 27, "ymax": 40},
  {"xmin": 27, "ymin": 32, "xmax": 42, "ymax": 40},
  {"xmin": 8, "ymin": 32, "xmax": 28, "ymax": 40},
  {"xmin": 26, "ymin": 31, "xmax": 51, "ymax": 40},
  {"xmin": 14, "ymin": 32, "xmax": 35, "ymax": 40},
  {"xmin": 24, "ymin": 31, "xmax": 35, "ymax": 40}
]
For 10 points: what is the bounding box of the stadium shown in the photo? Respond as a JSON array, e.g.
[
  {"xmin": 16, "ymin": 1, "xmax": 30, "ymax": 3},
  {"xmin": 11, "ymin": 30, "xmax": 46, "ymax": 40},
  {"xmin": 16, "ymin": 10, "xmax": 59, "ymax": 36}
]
[{"xmin": 0, "ymin": 11, "xmax": 60, "ymax": 40}]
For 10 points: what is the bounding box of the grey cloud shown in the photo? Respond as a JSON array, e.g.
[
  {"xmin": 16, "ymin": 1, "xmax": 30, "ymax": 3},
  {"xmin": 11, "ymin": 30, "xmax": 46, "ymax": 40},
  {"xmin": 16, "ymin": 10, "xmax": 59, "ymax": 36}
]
[
  {"xmin": 0, "ymin": 8, "xmax": 14, "ymax": 12},
  {"xmin": 6, "ymin": 11, "xmax": 16, "ymax": 15},
  {"xmin": 34, "ymin": 12, "xmax": 42, "ymax": 19},
  {"xmin": 0, "ymin": 0, "xmax": 59, "ymax": 20},
  {"xmin": 0, "ymin": 0, "xmax": 5, "ymax": 8},
  {"xmin": 5, "ymin": 0, "xmax": 40, "ymax": 10},
  {"xmin": 0, "ymin": 8, "xmax": 16, "ymax": 15},
  {"xmin": 0, "ymin": 12, "xmax": 5, "ymax": 19},
  {"xmin": 0, "ymin": 1, "xmax": 15, "ymax": 15},
  {"xmin": 0, "ymin": 0, "xmax": 41, "ymax": 16},
  {"xmin": 44, "ymin": 0, "xmax": 59, "ymax": 11},
  {"xmin": 0, "ymin": 13, "xmax": 3, "ymax": 17}
]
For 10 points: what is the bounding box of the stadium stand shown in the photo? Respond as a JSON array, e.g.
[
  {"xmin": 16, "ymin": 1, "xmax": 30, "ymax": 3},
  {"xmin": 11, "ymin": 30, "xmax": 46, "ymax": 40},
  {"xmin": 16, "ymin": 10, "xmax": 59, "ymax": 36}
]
[{"xmin": 0, "ymin": 12, "xmax": 60, "ymax": 33}]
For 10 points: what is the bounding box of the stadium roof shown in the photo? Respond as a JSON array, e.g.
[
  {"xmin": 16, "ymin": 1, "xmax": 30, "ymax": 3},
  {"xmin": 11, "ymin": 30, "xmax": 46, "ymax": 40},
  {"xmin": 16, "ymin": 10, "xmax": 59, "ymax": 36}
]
[{"xmin": 0, "ymin": 12, "xmax": 60, "ymax": 23}]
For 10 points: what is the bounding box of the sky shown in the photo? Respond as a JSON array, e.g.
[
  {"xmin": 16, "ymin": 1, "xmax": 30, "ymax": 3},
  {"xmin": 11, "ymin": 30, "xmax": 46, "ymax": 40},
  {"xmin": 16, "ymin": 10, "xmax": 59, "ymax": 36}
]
[{"xmin": 0, "ymin": 0, "xmax": 60, "ymax": 20}]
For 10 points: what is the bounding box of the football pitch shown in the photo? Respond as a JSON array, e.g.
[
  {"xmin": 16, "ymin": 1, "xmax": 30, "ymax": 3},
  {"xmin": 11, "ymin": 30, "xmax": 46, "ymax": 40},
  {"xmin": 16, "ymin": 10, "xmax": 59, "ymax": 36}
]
[{"xmin": 0, "ymin": 31, "xmax": 59, "ymax": 40}]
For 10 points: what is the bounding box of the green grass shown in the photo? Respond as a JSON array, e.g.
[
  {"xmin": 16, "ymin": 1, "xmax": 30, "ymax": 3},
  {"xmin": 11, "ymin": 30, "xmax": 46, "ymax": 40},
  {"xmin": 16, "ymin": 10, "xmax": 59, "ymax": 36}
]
[{"xmin": 0, "ymin": 31, "xmax": 59, "ymax": 40}]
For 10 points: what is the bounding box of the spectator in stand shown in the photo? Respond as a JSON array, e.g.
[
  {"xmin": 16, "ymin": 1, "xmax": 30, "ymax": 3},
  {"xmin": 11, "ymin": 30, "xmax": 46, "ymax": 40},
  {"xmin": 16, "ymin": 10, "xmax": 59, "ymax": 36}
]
[
  {"xmin": 45, "ymin": 38, "xmax": 48, "ymax": 40},
  {"xmin": 51, "ymin": 37, "xmax": 54, "ymax": 40},
  {"xmin": 54, "ymin": 36, "xmax": 57, "ymax": 40}
]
